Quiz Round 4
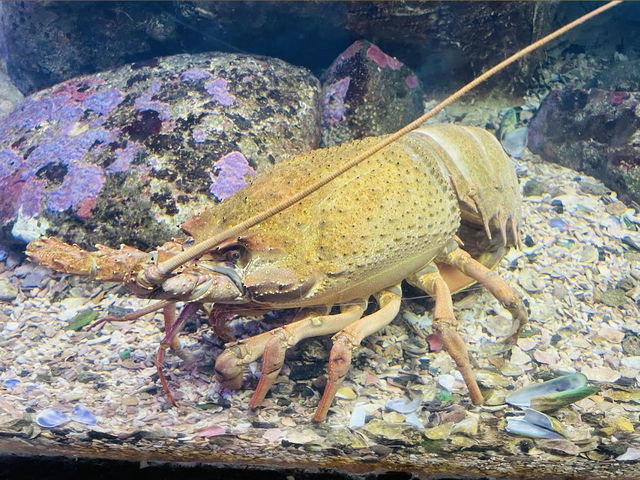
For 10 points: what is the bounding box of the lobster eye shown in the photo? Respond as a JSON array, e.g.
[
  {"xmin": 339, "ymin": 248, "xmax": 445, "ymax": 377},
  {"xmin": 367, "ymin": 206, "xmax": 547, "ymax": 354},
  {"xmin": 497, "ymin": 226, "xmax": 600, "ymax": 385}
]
[{"xmin": 226, "ymin": 249, "xmax": 241, "ymax": 262}]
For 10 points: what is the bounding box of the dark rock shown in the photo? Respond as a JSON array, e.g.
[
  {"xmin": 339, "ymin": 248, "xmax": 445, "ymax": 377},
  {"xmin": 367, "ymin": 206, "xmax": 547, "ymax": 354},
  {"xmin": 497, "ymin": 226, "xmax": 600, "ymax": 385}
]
[
  {"xmin": 344, "ymin": 2, "xmax": 554, "ymax": 95},
  {"xmin": 321, "ymin": 40, "xmax": 424, "ymax": 146},
  {"xmin": 0, "ymin": 2, "xmax": 182, "ymax": 95},
  {"xmin": 528, "ymin": 88, "xmax": 640, "ymax": 204},
  {"xmin": 0, "ymin": 2, "xmax": 349, "ymax": 96},
  {"xmin": 522, "ymin": 179, "xmax": 547, "ymax": 197},
  {"xmin": 550, "ymin": 199, "xmax": 564, "ymax": 214},
  {"xmin": 0, "ymin": 52, "xmax": 320, "ymax": 250}
]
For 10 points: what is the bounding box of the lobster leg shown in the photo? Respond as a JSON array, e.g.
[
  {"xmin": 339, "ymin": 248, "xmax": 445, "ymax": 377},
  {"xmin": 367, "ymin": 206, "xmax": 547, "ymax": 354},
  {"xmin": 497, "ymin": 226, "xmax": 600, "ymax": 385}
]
[
  {"xmin": 408, "ymin": 267, "xmax": 483, "ymax": 405},
  {"xmin": 438, "ymin": 247, "xmax": 528, "ymax": 343},
  {"xmin": 313, "ymin": 285, "xmax": 402, "ymax": 423},
  {"xmin": 156, "ymin": 302, "xmax": 202, "ymax": 406},
  {"xmin": 249, "ymin": 301, "xmax": 366, "ymax": 409},
  {"xmin": 214, "ymin": 302, "xmax": 366, "ymax": 394}
]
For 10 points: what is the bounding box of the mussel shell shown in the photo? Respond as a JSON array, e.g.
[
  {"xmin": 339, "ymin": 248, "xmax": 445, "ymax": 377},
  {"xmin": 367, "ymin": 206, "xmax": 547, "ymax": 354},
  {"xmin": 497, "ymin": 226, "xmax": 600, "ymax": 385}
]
[
  {"xmin": 505, "ymin": 417, "xmax": 564, "ymax": 440},
  {"xmin": 506, "ymin": 373, "xmax": 599, "ymax": 411}
]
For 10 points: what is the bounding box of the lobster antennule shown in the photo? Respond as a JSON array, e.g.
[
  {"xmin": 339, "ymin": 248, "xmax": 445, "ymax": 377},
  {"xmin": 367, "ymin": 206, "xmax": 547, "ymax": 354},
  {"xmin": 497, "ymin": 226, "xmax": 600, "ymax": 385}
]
[{"xmin": 25, "ymin": 237, "xmax": 148, "ymax": 281}]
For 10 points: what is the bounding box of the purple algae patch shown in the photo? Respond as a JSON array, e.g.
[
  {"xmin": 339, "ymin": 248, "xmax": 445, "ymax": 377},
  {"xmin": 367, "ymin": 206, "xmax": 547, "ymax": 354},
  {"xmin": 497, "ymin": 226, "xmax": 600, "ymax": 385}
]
[
  {"xmin": 134, "ymin": 83, "xmax": 171, "ymax": 121},
  {"xmin": 108, "ymin": 142, "xmax": 142, "ymax": 173},
  {"xmin": 181, "ymin": 68, "xmax": 212, "ymax": 82},
  {"xmin": 0, "ymin": 148, "xmax": 21, "ymax": 180},
  {"xmin": 366, "ymin": 44, "xmax": 403, "ymax": 70},
  {"xmin": 47, "ymin": 164, "xmax": 106, "ymax": 212},
  {"xmin": 83, "ymin": 88, "xmax": 124, "ymax": 115},
  {"xmin": 192, "ymin": 129, "xmax": 206, "ymax": 143},
  {"xmin": 322, "ymin": 77, "xmax": 350, "ymax": 126},
  {"xmin": 205, "ymin": 78, "xmax": 236, "ymax": 106},
  {"xmin": 19, "ymin": 177, "xmax": 46, "ymax": 218},
  {"xmin": 209, "ymin": 151, "xmax": 256, "ymax": 200}
]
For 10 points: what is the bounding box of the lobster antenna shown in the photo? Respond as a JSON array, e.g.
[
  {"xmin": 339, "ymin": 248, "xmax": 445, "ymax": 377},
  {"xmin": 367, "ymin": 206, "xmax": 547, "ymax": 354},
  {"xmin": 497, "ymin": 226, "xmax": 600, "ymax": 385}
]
[{"xmin": 152, "ymin": 0, "xmax": 621, "ymax": 281}]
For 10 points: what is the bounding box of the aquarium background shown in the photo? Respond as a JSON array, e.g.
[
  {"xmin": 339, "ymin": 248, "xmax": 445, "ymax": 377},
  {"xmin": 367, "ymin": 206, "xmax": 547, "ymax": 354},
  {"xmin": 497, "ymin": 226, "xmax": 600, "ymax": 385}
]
[{"xmin": 0, "ymin": 2, "xmax": 639, "ymax": 479}]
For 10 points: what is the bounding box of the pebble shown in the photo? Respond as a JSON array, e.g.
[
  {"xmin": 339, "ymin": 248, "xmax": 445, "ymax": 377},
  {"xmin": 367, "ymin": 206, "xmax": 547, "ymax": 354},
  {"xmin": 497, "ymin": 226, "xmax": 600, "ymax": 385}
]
[
  {"xmin": 451, "ymin": 416, "xmax": 479, "ymax": 436},
  {"xmin": 620, "ymin": 356, "xmax": 640, "ymax": 370},
  {"xmin": 425, "ymin": 422, "xmax": 453, "ymax": 440},
  {"xmin": 509, "ymin": 346, "xmax": 532, "ymax": 366},
  {"xmin": 622, "ymin": 333, "xmax": 640, "ymax": 356},
  {"xmin": 598, "ymin": 327, "xmax": 625, "ymax": 344},
  {"xmin": 485, "ymin": 315, "xmax": 515, "ymax": 338},
  {"xmin": 0, "ymin": 277, "xmax": 17, "ymax": 301},
  {"xmin": 582, "ymin": 365, "xmax": 621, "ymax": 383},
  {"xmin": 523, "ymin": 179, "xmax": 547, "ymax": 197},
  {"xmin": 518, "ymin": 268, "xmax": 545, "ymax": 293},
  {"xmin": 336, "ymin": 386, "xmax": 357, "ymax": 400},
  {"xmin": 533, "ymin": 348, "xmax": 559, "ymax": 366}
]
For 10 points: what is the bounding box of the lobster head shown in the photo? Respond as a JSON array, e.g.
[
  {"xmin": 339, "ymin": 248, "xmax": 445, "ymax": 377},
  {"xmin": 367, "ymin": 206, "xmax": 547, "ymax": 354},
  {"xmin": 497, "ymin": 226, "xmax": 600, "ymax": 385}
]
[{"xmin": 156, "ymin": 233, "xmax": 320, "ymax": 308}]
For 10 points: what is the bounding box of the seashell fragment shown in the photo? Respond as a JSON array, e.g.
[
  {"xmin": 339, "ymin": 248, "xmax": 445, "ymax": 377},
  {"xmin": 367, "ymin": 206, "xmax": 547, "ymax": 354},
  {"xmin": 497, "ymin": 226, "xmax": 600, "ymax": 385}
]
[
  {"xmin": 501, "ymin": 127, "xmax": 528, "ymax": 158},
  {"xmin": 2, "ymin": 378, "xmax": 20, "ymax": 389},
  {"xmin": 36, "ymin": 408, "xmax": 69, "ymax": 428},
  {"xmin": 404, "ymin": 412, "xmax": 424, "ymax": 430},
  {"xmin": 71, "ymin": 404, "xmax": 97, "ymax": 425},
  {"xmin": 505, "ymin": 408, "xmax": 566, "ymax": 440},
  {"xmin": 506, "ymin": 373, "xmax": 599, "ymax": 411},
  {"xmin": 349, "ymin": 403, "xmax": 367, "ymax": 429},
  {"xmin": 336, "ymin": 386, "xmax": 357, "ymax": 400},
  {"xmin": 385, "ymin": 396, "xmax": 422, "ymax": 414}
]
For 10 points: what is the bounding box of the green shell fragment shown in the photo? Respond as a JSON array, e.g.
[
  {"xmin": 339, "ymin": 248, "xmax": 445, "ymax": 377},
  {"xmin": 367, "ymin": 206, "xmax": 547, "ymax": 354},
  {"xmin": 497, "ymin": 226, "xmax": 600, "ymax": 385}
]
[
  {"xmin": 65, "ymin": 309, "xmax": 99, "ymax": 331},
  {"xmin": 506, "ymin": 373, "xmax": 599, "ymax": 412}
]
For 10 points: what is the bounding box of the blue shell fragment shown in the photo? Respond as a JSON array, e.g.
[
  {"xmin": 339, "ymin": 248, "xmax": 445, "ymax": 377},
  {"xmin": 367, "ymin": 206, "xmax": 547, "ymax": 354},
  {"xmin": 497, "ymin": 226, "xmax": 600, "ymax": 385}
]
[
  {"xmin": 36, "ymin": 408, "xmax": 69, "ymax": 428},
  {"xmin": 548, "ymin": 218, "xmax": 568, "ymax": 231},
  {"xmin": 385, "ymin": 397, "xmax": 422, "ymax": 414},
  {"xmin": 2, "ymin": 378, "xmax": 20, "ymax": 389},
  {"xmin": 405, "ymin": 412, "xmax": 424, "ymax": 430},
  {"xmin": 71, "ymin": 404, "xmax": 97, "ymax": 425},
  {"xmin": 349, "ymin": 402, "xmax": 367, "ymax": 429}
]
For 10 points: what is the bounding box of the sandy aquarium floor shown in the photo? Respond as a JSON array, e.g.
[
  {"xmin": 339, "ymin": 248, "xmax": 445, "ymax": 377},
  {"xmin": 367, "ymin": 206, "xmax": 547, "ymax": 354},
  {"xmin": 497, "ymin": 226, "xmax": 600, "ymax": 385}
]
[{"xmin": 1, "ymin": 152, "xmax": 640, "ymax": 478}]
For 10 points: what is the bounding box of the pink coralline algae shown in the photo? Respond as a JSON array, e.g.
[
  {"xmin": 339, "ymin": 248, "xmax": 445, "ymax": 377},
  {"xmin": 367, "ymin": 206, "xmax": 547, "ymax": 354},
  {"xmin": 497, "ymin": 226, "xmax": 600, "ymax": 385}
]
[
  {"xmin": 322, "ymin": 77, "xmax": 350, "ymax": 126},
  {"xmin": 610, "ymin": 91, "xmax": 629, "ymax": 106},
  {"xmin": 405, "ymin": 75, "xmax": 419, "ymax": 89},
  {"xmin": 328, "ymin": 41, "xmax": 362, "ymax": 76},
  {"xmin": 209, "ymin": 151, "xmax": 256, "ymax": 201},
  {"xmin": 366, "ymin": 44, "xmax": 403, "ymax": 70},
  {"xmin": 205, "ymin": 78, "xmax": 236, "ymax": 106}
]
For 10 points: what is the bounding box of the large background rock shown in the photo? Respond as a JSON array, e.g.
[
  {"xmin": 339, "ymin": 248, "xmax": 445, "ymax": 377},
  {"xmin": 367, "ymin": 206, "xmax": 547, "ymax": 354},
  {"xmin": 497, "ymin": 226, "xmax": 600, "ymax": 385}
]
[
  {"xmin": 321, "ymin": 40, "xmax": 424, "ymax": 147},
  {"xmin": 5, "ymin": 1, "xmax": 632, "ymax": 97},
  {"xmin": 0, "ymin": 52, "xmax": 320, "ymax": 250},
  {"xmin": 528, "ymin": 88, "xmax": 640, "ymax": 204}
]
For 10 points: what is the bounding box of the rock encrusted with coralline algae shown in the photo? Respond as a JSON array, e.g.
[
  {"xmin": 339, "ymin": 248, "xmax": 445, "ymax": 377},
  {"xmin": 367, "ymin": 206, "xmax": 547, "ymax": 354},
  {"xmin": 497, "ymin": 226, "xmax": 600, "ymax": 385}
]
[
  {"xmin": 0, "ymin": 52, "xmax": 320, "ymax": 250},
  {"xmin": 528, "ymin": 88, "xmax": 640, "ymax": 204},
  {"xmin": 321, "ymin": 40, "xmax": 423, "ymax": 147}
]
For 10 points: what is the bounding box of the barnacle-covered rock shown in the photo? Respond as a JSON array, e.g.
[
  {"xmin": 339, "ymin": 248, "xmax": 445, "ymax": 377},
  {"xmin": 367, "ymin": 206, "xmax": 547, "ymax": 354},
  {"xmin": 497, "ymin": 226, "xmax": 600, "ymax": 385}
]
[{"xmin": 0, "ymin": 52, "xmax": 320, "ymax": 250}]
